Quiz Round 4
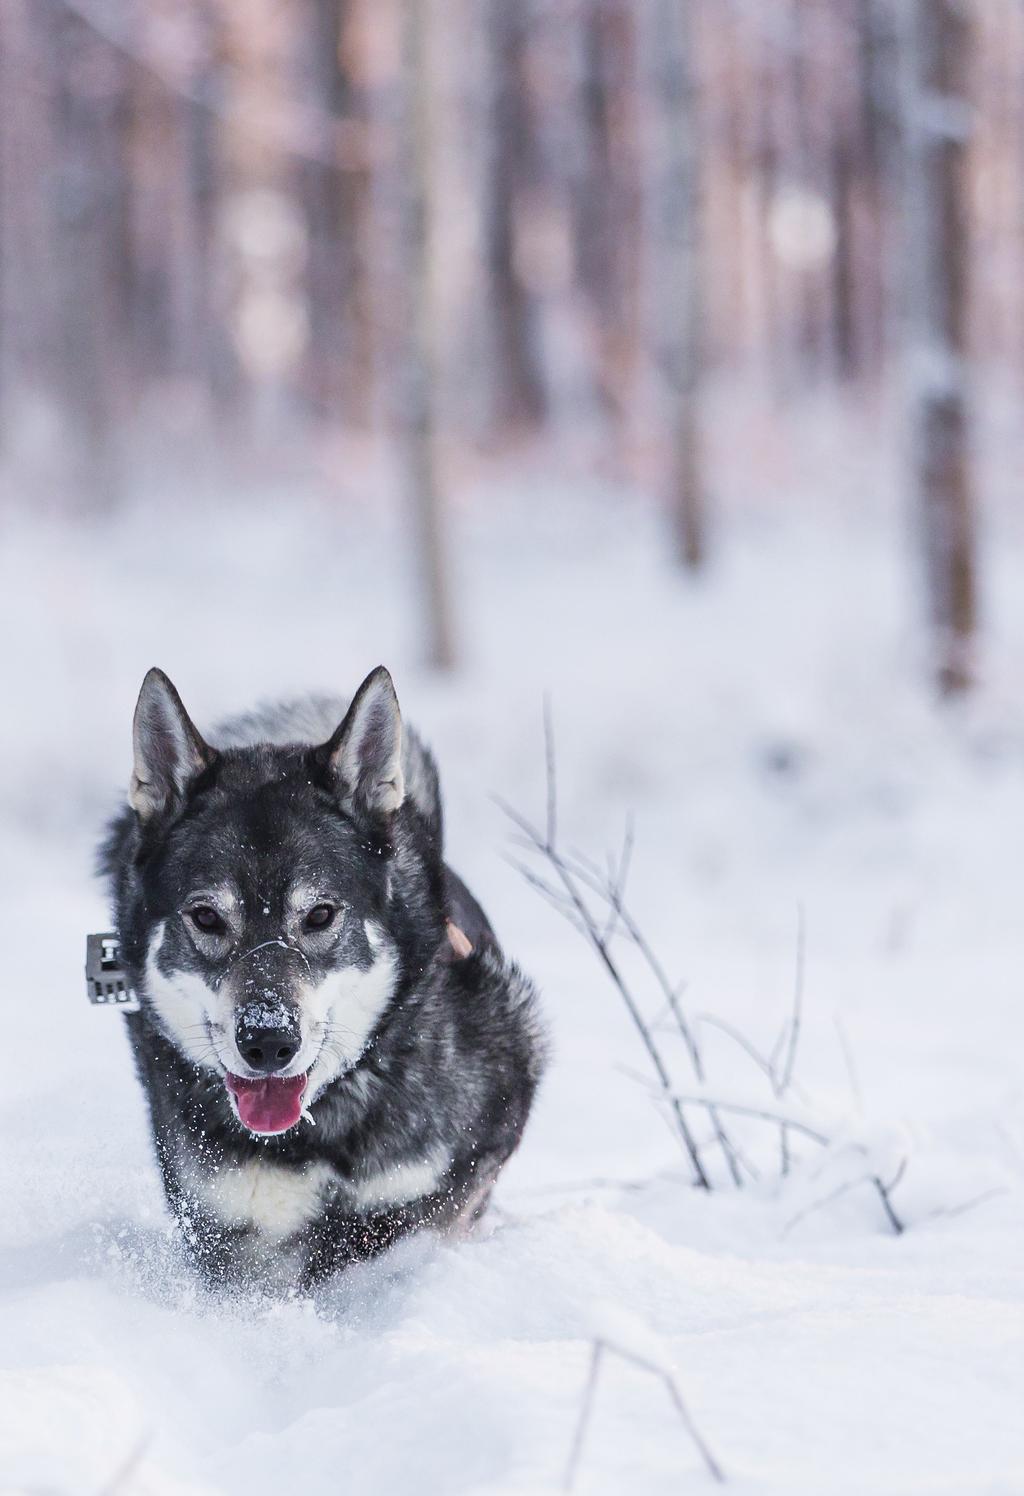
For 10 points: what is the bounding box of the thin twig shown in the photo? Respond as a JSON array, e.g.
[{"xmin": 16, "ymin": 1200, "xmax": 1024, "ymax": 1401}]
[
  {"xmin": 660, "ymin": 1091, "xmax": 831, "ymax": 1148},
  {"xmin": 872, "ymin": 1183, "xmax": 904, "ymax": 1234},
  {"xmin": 559, "ymin": 851, "xmax": 704, "ymax": 1075},
  {"xmin": 619, "ymin": 1060, "xmax": 832, "ymax": 1150},
  {"xmin": 921, "ymin": 1186, "xmax": 1009, "ymax": 1223},
  {"xmin": 784, "ymin": 1158, "xmax": 907, "ymax": 1238},
  {"xmin": 871, "ymin": 1158, "xmax": 907, "ymax": 1235},
  {"xmin": 782, "ymin": 1176, "xmax": 867, "ymax": 1236},
  {"xmin": 597, "ymin": 816, "xmax": 635, "ymax": 945},
  {"xmin": 503, "ymin": 856, "xmax": 592, "ymax": 939},
  {"xmin": 505, "ymin": 708, "xmax": 716, "ymax": 1187},
  {"xmin": 98, "ymin": 1433, "xmax": 152, "ymax": 1496},
  {"xmin": 833, "ymin": 1014, "xmax": 864, "ymax": 1112},
  {"xmin": 778, "ymin": 904, "xmax": 806, "ymax": 1092},
  {"xmin": 553, "ymin": 836, "xmax": 742, "ymax": 1187},
  {"xmin": 544, "ymin": 694, "xmax": 558, "ymax": 853},
  {"xmin": 696, "ymin": 1012, "xmax": 779, "ymax": 1086},
  {"xmin": 562, "ymin": 1339, "xmax": 725, "ymax": 1489},
  {"xmin": 883, "ymin": 1157, "xmax": 908, "ymax": 1195},
  {"xmin": 499, "ymin": 796, "xmax": 711, "ymax": 1190},
  {"xmin": 777, "ymin": 905, "xmax": 806, "ymax": 1176},
  {"xmin": 562, "ymin": 1340, "xmax": 603, "ymax": 1491}
]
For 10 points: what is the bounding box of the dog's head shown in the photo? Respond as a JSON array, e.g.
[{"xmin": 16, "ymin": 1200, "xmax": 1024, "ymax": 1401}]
[{"xmin": 122, "ymin": 666, "xmax": 434, "ymax": 1135}]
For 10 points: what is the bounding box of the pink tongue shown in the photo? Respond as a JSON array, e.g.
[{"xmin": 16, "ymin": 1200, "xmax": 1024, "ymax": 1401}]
[{"xmin": 226, "ymin": 1073, "xmax": 307, "ymax": 1134}]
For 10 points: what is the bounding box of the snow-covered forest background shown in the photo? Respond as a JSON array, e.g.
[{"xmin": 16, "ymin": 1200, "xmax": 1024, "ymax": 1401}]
[{"xmin": 2, "ymin": 1, "xmax": 1023, "ymax": 1492}]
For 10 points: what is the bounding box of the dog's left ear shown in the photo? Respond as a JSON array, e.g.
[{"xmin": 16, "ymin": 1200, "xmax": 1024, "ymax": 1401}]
[
  {"xmin": 319, "ymin": 665, "xmax": 405, "ymax": 820},
  {"xmin": 130, "ymin": 668, "xmax": 216, "ymax": 822}
]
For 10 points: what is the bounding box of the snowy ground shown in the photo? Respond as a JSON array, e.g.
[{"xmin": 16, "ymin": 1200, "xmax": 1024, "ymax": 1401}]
[{"xmin": 2, "ymin": 462, "xmax": 1023, "ymax": 1494}]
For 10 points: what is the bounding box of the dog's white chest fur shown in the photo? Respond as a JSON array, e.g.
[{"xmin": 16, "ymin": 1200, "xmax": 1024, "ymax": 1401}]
[
  {"xmin": 352, "ymin": 1155, "xmax": 447, "ymax": 1210},
  {"xmin": 195, "ymin": 1159, "xmax": 335, "ymax": 1238},
  {"xmin": 190, "ymin": 1154, "xmax": 447, "ymax": 1238}
]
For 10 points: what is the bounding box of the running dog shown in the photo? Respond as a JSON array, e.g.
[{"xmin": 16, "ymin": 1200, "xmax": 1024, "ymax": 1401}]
[{"xmin": 100, "ymin": 666, "xmax": 545, "ymax": 1289}]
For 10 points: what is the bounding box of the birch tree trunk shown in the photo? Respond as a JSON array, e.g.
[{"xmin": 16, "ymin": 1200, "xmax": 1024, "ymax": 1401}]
[
  {"xmin": 644, "ymin": 0, "xmax": 704, "ymax": 570},
  {"xmin": 902, "ymin": 0, "xmax": 977, "ymax": 695},
  {"xmin": 398, "ymin": 0, "xmax": 455, "ymax": 670}
]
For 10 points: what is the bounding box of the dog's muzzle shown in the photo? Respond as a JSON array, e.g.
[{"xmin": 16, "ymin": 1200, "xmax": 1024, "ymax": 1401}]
[{"xmin": 223, "ymin": 943, "xmax": 311, "ymax": 1134}]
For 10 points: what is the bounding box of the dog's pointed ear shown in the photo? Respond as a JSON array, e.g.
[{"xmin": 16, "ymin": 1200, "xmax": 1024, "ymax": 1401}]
[
  {"xmin": 130, "ymin": 668, "xmax": 215, "ymax": 821},
  {"xmin": 320, "ymin": 666, "xmax": 405, "ymax": 820}
]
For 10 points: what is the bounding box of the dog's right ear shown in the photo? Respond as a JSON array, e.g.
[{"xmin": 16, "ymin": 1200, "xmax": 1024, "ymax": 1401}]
[{"xmin": 130, "ymin": 668, "xmax": 215, "ymax": 822}]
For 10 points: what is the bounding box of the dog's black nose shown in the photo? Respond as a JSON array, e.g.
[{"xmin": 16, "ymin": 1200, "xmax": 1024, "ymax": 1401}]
[{"xmin": 235, "ymin": 1024, "xmax": 299, "ymax": 1074}]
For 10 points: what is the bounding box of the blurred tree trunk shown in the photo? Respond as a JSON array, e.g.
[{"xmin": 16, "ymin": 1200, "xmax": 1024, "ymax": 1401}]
[
  {"xmin": 645, "ymin": 0, "xmax": 704, "ymax": 570},
  {"xmin": 857, "ymin": 0, "xmax": 900, "ymax": 375},
  {"xmin": 571, "ymin": 0, "xmax": 638, "ymax": 430},
  {"xmin": 127, "ymin": 4, "xmax": 212, "ymax": 397},
  {"xmin": 296, "ymin": 0, "xmax": 347, "ymax": 416},
  {"xmin": 0, "ymin": 0, "xmax": 7, "ymax": 435},
  {"xmin": 398, "ymin": 0, "xmax": 455, "ymax": 669},
  {"xmin": 902, "ymin": 0, "xmax": 977, "ymax": 695},
  {"xmin": 481, "ymin": 0, "xmax": 546, "ymax": 435},
  {"xmin": 185, "ymin": 1, "xmax": 228, "ymax": 404},
  {"xmin": 829, "ymin": 132, "xmax": 857, "ymax": 381},
  {"xmin": 0, "ymin": 0, "xmax": 55, "ymax": 430},
  {"xmin": 47, "ymin": 0, "xmax": 130, "ymax": 505},
  {"xmin": 754, "ymin": 39, "xmax": 783, "ymax": 396},
  {"xmin": 786, "ymin": 0, "xmax": 822, "ymax": 383},
  {"xmin": 297, "ymin": 0, "xmax": 372, "ymax": 423},
  {"xmin": 828, "ymin": 2, "xmax": 859, "ymax": 385}
]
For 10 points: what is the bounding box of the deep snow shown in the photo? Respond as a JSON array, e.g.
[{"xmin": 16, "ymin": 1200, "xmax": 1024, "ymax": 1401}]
[{"xmin": 2, "ymin": 465, "xmax": 1023, "ymax": 1494}]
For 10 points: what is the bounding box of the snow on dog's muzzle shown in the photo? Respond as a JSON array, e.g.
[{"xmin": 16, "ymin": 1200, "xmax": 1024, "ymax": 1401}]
[{"xmin": 225, "ymin": 944, "xmax": 311, "ymax": 1133}]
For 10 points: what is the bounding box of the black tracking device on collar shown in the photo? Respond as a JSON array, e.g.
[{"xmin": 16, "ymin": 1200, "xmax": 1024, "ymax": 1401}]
[{"xmin": 85, "ymin": 932, "xmax": 139, "ymax": 1010}]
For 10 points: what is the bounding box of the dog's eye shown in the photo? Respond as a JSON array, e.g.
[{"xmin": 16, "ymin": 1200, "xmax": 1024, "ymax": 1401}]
[
  {"xmin": 305, "ymin": 904, "xmax": 335, "ymax": 931},
  {"xmin": 189, "ymin": 905, "xmax": 225, "ymax": 934}
]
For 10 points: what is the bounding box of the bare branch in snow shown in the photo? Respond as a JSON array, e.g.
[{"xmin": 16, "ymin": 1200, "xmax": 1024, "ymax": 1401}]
[
  {"xmin": 503, "ymin": 856, "xmax": 592, "ymax": 940},
  {"xmin": 562, "ymin": 1338, "xmax": 725, "ymax": 1490},
  {"xmin": 526, "ymin": 713, "xmax": 741, "ymax": 1186},
  {"xmin": 544, "ymin": 693, "xmax": 558, "ymax": 852},
  {"xmin": 872, "ymin": 1158, "xmax": 908, "ymax": 1235},
  {"xmin": 562, "ymin": 1339, "xmax": 603, "ymax": 1491},
  {"xmin": 660, "ymin": 1090, "xmax": 832, "ymax": 1148},
  {"xmin": 504, "ymin": 710, "xmax": 753, "ymax": 1188},
  {"xmin": 99, "ymin": 1432, "xmax": 153, "ymax": 1496},
  {"xmin": 784, "ymin": 1159, "xmax": 906, "ymax": 1238},
  {"xmin": 696, "ymin": 1012, "xmax": 779, "ymax": 1087},
  {"xmin": 498, "ymin": 788, "xmax": 711, "ymax": 1191},
  {"xmin": 921, "ymin": 1187, "xmax": 1009, "ymax": 1224},
  {"xmin": 776, "ymin": 905, "xmax": 807, "ymax": 1176},
  {"xmin": 783, "ymin": 1176, "xmax": 870, "ymax": 1237},
  {"xmin": 833, "ymin": 1014, "xmax": 864, "ymax": 1112},
  {"xmin": 510, "ymin": 716, "xmax": 921, "ymax": 1232},
  {"xmin": 598, "ymin": 816, "xmax": 635, "ymax": 946},
  {"xmin": 778, "ymin": 903, "xmax": 806, "ymax": 1095}
]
